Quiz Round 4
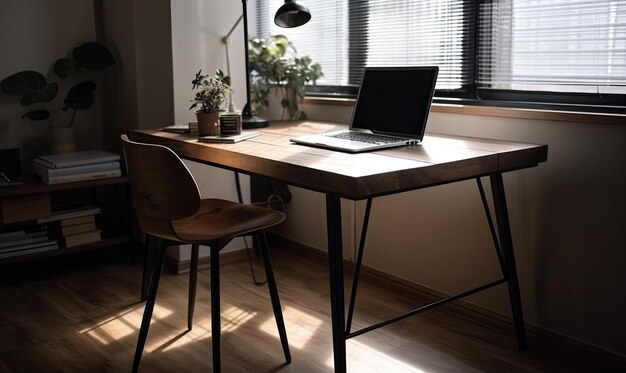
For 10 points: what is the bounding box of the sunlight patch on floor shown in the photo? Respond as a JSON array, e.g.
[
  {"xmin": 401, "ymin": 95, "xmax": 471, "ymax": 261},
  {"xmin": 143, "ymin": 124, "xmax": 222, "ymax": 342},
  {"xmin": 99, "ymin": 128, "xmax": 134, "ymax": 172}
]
[
  {"xmin": 156, "ymin": 326, "xmax": 211, "ymax": 353},
  {"xmin": 258, "ymin": 306, "xmax": 322, "ymax": 349},
  {"xmin": 323, "ymin": 340, "xmax": 430, "ymax": 373},
  {"xmin": 222, "ymin": 306, "xmax": 258, "ymax": 332},
  {"xmin": 147, "ymin": 306, "xmax": 257, "ymax": 352},
  {"xmin": 81, "ymin": 304, "xmax": 172, "ymax": 346}
]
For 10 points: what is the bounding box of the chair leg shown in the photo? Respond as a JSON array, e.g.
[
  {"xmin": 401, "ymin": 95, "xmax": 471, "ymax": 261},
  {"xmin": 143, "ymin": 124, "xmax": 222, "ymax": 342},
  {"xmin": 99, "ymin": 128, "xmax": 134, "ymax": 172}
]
[
  {"xmin": 258, "ymin": 231, "xmax": 291, "ymax": 364},
  {"xmin": 188, "ymin": 243, "xmax": 199, "ymax": 331},
  {"xmin": 132, "ymin": 237, "xmax": 167, "ymax": 373},
  {"xmin": 210, "ymin": 244, "xmax": 221, "ymax": 372},
  {"xmin": 140, "ymin": 235, "xmax": 158, "ymax": 301}
]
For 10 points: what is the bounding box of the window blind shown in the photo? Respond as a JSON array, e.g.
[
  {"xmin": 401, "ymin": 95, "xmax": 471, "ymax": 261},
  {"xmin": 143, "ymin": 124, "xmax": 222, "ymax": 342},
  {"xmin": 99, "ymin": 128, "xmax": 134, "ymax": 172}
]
[
  {"xmin": 256, "ymin": 0, "xmax": 626, "ymax": 109},
  {"xmin": 256, "ymin": 0, "xmax": 474, "ymax": 91},
  {"xmin": 256, "ymin": 0, "xmax": 349, "ymax": 86},
  {"xmin": 478, "ymin": 0, "xmax": 626, "ymax": 95}
]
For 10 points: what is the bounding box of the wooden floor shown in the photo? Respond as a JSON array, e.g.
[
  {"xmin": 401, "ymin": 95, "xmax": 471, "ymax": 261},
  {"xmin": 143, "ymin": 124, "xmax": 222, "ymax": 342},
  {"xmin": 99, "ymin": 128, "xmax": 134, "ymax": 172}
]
[{"xmin": 0, "ymin": 245, "xmax": 606, "ymax": 372}]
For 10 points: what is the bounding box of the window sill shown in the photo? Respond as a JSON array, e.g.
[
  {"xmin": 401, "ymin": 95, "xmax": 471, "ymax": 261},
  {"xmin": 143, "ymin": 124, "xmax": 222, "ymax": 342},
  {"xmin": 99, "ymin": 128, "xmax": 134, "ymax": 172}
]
[{"xmin": 303, "ymin": 97, "xmax": 626, "ymax": 126}]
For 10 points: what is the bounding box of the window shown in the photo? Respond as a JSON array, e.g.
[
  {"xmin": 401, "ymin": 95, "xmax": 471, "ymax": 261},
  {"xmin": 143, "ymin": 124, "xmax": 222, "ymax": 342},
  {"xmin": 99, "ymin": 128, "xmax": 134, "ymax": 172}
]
[
  {"xmin": 257, "ymin": 0, "xmax": 626, "ymax": 112},
  {"xmin": 477, "ymin": 0, "xmax": 626, "ymax": 110}
]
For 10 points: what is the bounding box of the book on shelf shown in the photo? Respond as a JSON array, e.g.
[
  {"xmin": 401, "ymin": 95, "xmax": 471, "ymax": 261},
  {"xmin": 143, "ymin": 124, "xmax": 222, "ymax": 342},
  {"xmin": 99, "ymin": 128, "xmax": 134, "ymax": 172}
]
[
  {"xmin": 36, "ymin": 168, "xmax": 122, "ymax": 185},
  {"xmin": 197, "ymin": 130, "xmax": 259, "ymax": 144},
  {"xmin": 0, "ymin": 236, "xmax": 57, "ymax": 252},
  {"xmin": 34, "ymin": 150, "xmax": 120, "ymax": 169},
  {"xmin": 0, "ymin": 230, "xmax": 49, "ymax": 249},
  {"xmin": 0, "ymin": 230, "xmax": 27, "ymax": 241},
  {"xmin": 60, "ymin": 214, "xmax": 95, "ymax": 227},
  {"xmin": 64, "ymin": 229, "xmax": 101, "ymax": 248},
  {"xmin": 0, "ymin": 226, "xmax": 47, "ymax": 242},
  {"xmin": 33, "ymin": 160, "xmax": 120, "ymax": 178},
  {"xmin": 38, "ymin": 205, "xmax": 101, "ymax": 224},
  {"xmin": 61, "ymin": 221, "xmax": 97, "ymax": 236},
  {"xmin": 0, "ymin": 240, "xmax": 58, "ymax": 259}
]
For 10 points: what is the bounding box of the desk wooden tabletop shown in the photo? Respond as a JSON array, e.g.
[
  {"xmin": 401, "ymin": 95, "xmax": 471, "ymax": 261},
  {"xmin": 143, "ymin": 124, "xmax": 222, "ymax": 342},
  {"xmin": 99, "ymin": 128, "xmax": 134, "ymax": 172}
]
[{"xmin": 129, "ymin": 121, "xmax": 547, "ymax": 199}]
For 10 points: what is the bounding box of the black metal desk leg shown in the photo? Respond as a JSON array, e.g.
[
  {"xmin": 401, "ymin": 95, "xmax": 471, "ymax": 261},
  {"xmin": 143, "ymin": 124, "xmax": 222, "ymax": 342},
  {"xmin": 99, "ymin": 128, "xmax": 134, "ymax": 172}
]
[
  {"xmin": 490, "ymin": 173, "xmax": 528, "ymax": 350},
  {"xmin": 326, "ymin": 194, "xmax": 347, "ymax": 372}
]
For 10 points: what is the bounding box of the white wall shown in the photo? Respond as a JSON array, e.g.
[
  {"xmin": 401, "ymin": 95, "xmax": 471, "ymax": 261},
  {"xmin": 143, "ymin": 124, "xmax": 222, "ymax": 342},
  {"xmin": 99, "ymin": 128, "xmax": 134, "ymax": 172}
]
[
  {"xmin": 0, "ymin": 0, "xmax": 101, "ymax": 166},
  {"xmin": 282, "ymin": 102, "xmax": 626, "ymax": 357}
]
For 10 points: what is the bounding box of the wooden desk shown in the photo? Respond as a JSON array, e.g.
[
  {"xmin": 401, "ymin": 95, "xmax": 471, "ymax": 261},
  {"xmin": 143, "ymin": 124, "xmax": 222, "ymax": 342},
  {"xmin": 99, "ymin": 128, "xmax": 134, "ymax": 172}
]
[{"xmin": 129, "ymin": 121, "xmax": 548, "ymax": 372}]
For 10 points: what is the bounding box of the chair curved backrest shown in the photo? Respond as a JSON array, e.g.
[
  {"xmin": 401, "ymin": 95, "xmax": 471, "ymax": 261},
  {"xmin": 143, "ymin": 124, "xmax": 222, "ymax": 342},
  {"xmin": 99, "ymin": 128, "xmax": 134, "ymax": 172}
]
[{"xmin": 121, "ymin": 134, "xmax": 201, "ymax": 241}]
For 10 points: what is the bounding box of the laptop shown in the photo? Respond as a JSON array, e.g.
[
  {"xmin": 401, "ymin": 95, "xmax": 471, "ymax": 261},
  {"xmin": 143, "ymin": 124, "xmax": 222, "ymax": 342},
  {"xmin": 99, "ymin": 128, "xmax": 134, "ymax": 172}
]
[{"xmin": 290, "ymin": 66, "xmax": 438, "ymax": 153}]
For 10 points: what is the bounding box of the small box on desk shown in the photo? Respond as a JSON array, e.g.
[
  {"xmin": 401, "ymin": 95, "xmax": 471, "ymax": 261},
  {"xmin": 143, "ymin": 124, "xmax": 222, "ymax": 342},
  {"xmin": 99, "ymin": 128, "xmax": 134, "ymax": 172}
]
[{"xmin": 219, "ymin": 112, "xmax": 242, "ymax": 136}]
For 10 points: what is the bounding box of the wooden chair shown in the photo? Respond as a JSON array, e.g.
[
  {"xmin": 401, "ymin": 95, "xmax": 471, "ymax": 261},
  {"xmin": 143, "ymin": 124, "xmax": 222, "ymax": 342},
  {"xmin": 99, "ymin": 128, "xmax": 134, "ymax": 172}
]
[{"xmin": 121, "ymin": 135, "xmax": 291, "ymax": 372}]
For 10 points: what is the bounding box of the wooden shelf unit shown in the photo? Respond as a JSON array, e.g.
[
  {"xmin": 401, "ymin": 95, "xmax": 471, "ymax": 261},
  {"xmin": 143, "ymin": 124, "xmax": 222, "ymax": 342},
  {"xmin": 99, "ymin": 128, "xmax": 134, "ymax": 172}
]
[{"xmin": 0, "ymin": 175, "xmax": 131, "ymax": 264}]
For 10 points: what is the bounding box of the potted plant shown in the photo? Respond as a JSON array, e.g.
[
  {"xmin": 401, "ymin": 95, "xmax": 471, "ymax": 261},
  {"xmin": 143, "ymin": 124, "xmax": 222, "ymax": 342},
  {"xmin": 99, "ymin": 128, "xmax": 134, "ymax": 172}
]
[
  {"xmin": 249, "ymin": 34, "xmax": 322, "ymax": 120},
  {"xmin": 189, "ymin": 69, "xmax": 233, "ymax": 136},
  {"xmin": 0, "ymin": 42, "xmax": 115, "ymax": 153}
]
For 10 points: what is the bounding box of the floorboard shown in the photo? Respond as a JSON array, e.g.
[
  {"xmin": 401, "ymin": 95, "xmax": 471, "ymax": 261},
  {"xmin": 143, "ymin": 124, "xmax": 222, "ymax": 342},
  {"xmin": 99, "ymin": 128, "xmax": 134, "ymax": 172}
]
[{"xmin": 0, "ymin": 245, "xmax": 615, "ymax": 372}]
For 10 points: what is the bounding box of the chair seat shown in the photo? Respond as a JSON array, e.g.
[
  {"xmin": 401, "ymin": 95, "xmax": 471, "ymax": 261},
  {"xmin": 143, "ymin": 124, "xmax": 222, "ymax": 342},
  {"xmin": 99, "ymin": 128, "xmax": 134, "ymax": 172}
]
[{"xmin": 171, "ymin": 199, "xmax": 286, "ymax": 243}]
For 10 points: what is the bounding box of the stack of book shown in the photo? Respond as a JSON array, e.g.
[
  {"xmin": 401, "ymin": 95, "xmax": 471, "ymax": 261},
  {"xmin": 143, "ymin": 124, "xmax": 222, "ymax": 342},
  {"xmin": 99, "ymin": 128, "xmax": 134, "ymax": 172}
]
[
  {"xmin": 33, "ymin": 150, "xmax": 121, "ymax": 185},
  {"xmin": 61, "ymin": 215, "xmax": 102, "ymax": 248},
  {"xmin": 38, "ymin": 205, "xmax": 102, "ymax": 248},
  {"xmin": 0, "ymin": 226, "xmax": 58, "ymax": 259}
]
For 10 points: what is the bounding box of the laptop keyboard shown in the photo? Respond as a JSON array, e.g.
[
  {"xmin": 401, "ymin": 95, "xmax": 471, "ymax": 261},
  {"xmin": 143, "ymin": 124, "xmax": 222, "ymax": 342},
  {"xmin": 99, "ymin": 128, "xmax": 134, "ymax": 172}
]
[{"xmin": 324, "ymin": 131, "xmax": 409, "ymax": 144}]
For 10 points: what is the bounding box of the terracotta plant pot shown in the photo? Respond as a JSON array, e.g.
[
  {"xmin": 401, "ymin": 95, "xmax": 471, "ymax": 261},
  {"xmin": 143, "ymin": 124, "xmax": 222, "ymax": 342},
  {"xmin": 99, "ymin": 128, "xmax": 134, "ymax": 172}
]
[{"xmin": 196, "ymin": 111, "xmax": 220, "ymax": 136}]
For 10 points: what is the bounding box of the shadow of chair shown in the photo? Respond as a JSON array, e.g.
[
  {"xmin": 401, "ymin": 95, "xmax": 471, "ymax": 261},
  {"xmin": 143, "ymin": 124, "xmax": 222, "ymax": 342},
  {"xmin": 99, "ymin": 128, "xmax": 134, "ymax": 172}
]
[{"xmin": 121, "ymin": 134, "xmax": 290, "ymax": 372}]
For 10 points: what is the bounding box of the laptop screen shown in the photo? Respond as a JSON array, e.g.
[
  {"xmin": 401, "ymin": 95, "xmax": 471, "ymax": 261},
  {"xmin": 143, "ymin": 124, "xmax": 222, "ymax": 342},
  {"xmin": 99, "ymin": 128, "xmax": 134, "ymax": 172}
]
[{"xmin": 350, "ymin": 66, "xmax": 438, "ymax": 139}]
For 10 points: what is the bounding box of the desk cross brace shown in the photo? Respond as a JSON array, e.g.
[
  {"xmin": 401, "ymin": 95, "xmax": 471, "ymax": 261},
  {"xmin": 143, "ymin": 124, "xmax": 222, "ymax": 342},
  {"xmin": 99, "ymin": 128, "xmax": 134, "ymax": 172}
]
[{"xmin": 344, "ymin": 174, "xmax": 528, "ymax": 350}]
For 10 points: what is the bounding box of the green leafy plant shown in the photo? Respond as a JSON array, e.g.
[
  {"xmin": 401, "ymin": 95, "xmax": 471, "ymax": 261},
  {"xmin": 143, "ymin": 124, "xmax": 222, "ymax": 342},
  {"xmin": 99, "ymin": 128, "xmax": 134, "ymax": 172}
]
[
  {"xmin": 189, "ymin": 69, "xmax": 233, "ymax": 113},
  {"xmin": 249, "ymin": 34, "xmax": 322, "ymax": 120},
  {"xmin": 0, "ymin": 42, "xmax": 115, "ymax": 128}
]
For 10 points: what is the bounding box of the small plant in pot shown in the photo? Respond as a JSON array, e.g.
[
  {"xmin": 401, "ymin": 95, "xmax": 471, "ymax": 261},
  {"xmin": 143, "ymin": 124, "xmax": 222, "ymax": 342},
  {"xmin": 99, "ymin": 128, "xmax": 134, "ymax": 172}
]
[
  {"xmin": 0, "ymin": 42, "xmax": 115, "ymax": 153},
  {"xmin": 189, "ymin": 69, "xmax": 233, "ymax": 136},
  {"xmin": 249, "ymin": 34, "xmax": 322, "ymax": 120}
]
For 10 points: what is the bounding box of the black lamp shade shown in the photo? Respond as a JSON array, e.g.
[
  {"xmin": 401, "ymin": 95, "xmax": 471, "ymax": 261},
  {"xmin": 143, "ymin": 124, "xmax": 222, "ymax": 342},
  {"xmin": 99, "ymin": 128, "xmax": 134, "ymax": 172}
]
[{"xmin": 274, "ymin": 0, "xmax": 311, "ymax": 28}]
